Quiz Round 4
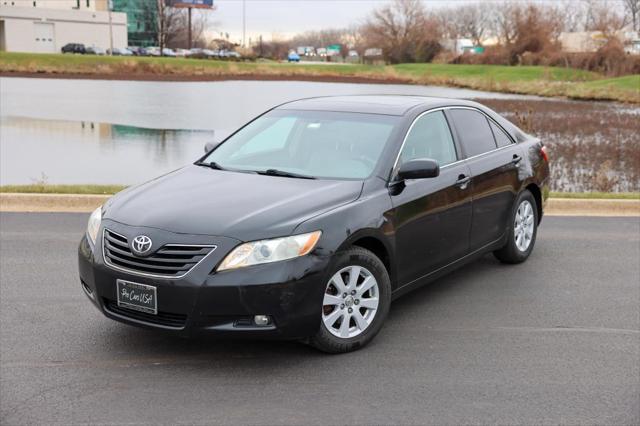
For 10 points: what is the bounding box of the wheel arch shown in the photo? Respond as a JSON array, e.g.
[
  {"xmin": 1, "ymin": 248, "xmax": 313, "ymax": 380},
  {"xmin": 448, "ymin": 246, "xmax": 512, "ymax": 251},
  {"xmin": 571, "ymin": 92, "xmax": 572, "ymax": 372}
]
[
  {"xmin": 524, "ymin": 183, "xmax": 543, "ymax": 224},
  {"xmin": 336, "ymin": 230, "xmax": 397, "ymax": 289}
]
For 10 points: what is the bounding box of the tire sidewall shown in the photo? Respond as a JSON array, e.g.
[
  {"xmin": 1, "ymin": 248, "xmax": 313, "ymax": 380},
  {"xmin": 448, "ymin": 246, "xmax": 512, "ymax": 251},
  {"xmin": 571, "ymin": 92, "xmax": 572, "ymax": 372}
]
[
  {"xmin": 508, "ymin": 190, "xmax": 538, "ymax": 261},
  {"xmin": 312, "ymin": 247, "xmax": 391, "ymax": 352}
]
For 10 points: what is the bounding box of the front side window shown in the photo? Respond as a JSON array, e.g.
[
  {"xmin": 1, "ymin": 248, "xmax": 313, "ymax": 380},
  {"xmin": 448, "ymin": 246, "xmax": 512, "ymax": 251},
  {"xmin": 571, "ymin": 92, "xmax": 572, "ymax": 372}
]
[
  {"xmin": 399, "ymin": 110, "xmax": 457, "ymax": 167},
  {"xmin": 204, "ymin": 110, "xmax": 399, "ymax": 180},
  {"xmin": 449, "ymin": 109, "xmax": 497, "ymax": 157}
]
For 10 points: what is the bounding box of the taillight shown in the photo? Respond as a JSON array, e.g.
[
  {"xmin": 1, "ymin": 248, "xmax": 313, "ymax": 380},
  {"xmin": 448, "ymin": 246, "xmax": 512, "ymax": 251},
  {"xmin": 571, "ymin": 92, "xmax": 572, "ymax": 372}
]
[{"xmin": 540, "ymin": 146, "xmax": 549, "ymax": 162}]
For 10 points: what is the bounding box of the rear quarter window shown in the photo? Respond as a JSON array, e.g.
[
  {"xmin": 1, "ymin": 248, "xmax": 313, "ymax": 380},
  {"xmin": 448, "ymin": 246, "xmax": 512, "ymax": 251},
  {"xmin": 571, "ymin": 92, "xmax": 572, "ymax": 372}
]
[
  {"xmin": 449, "ymin": 109, "xmax": 497, "ymax": 157},
  {"xmin": 489, "ymin": 120, "xmax": 513, "ymax": 148}
]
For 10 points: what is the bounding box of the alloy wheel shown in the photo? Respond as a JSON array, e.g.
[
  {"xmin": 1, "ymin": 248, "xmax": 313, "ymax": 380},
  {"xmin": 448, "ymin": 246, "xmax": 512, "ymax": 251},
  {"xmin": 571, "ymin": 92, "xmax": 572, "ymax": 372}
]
[
  {"xmin": 514, "ymin": 200, "xmax": 535, "ymax": 252},
  {"xmin": 322, "ymin": 265, "xmax": 379, "ymax": 338}
]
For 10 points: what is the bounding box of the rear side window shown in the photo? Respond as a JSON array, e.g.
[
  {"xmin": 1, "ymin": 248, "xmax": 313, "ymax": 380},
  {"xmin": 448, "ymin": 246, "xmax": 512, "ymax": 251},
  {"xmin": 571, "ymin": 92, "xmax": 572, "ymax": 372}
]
[
  {"xmin": 449, "ymin": 109, "xmax": 497, "ymax": 157},
  {"xmin": 400, "ymin": 111, "xmax": 457, "ymax": 167},
  {"xmin": 489, "ymin": 121, "xmax": 513, "ymax": 148}
]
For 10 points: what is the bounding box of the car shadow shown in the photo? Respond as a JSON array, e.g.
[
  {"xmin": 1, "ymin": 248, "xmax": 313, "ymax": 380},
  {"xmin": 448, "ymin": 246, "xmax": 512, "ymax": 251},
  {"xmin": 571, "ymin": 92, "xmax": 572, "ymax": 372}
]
[{"xmin": 90, "ymin": 253, "xmax": 507, "ymax": 363}]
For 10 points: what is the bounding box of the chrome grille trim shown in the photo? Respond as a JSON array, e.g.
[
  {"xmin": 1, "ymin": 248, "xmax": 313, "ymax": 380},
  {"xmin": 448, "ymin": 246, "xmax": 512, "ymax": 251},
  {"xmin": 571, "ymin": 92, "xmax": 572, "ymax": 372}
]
[{"xmin": 102, "ymin": 228, "xmax": 217, "ymax": 279}]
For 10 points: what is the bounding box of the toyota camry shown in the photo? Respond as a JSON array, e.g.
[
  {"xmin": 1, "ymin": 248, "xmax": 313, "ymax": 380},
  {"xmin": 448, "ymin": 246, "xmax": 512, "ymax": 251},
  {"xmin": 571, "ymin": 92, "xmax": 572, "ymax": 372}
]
[{"xmin": 78, "ymin": 96, "xmax": 550, "ymax": 353}]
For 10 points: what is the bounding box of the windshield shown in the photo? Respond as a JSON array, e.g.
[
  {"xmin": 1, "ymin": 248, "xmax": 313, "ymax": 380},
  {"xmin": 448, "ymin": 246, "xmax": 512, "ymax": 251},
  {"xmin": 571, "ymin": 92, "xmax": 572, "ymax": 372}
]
[{"xmin": 202, "ymin": 110, "xmax": 400, "ymax": 179}]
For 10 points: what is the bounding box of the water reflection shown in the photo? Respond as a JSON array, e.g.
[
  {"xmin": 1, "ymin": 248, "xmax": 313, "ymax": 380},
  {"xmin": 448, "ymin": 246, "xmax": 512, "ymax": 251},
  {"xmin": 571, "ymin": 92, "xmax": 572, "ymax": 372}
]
[
  {"xmin": 0, "ymin": 116, "xmax": 214, "ymax": 185},
  {"xmin": 1, "ymin": 77, "xmax": 540, "ymax": 185},
  {"xmin": 1, "ymin": 77, "xmax": 637, "ymax": 191}
]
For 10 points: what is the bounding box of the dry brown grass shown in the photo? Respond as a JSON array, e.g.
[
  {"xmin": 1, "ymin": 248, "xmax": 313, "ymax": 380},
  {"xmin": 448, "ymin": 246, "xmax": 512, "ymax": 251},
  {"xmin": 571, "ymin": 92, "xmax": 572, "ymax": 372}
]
[{"xmin": 480, "ymin": 99, "xmax": 640, "ymax": 192}]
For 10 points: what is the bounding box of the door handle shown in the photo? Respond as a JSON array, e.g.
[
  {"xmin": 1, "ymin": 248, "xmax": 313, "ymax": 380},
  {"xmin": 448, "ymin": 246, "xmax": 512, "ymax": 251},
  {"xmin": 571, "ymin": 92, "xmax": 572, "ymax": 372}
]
[
  {"xmin": 512, "ymin": 154, "xmax": 522, "ymax": 164},
  {"xmin": 456, "ymin": 175, "xmax": 471, "ymax": 189}
]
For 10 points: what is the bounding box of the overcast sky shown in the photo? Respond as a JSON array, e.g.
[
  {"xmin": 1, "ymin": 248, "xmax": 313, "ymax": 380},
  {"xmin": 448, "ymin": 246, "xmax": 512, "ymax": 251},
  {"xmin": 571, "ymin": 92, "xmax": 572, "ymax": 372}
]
[
  {"xmin": 203, "ymin": 0, "xmax": 627, "ymax": 44},
  {"xmin": 203, "ymin": 0, "xmax": 445, "ymax": 43}
]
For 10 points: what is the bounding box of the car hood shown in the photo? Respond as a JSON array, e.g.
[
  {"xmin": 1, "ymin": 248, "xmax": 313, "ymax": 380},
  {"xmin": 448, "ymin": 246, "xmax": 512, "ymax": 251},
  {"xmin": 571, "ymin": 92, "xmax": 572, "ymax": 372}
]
[{"xmin": 104, "ymin": 165, "xmax": 363, "ymax": 241}]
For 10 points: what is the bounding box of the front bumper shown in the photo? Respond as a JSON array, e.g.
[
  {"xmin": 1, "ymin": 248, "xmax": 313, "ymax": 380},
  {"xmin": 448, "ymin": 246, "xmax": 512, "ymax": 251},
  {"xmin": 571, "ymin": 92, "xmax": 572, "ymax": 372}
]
[{"xmin": 78, "ymin": 226, "xmax": 331, "ymax": 340}]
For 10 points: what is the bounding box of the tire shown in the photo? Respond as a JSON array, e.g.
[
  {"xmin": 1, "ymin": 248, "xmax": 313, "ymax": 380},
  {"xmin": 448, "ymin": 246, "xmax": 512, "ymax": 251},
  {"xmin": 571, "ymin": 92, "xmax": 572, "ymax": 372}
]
[
  {"xmin": 494, "ymin": 189, "xmax": 538, "ymax": 264},
  {"xmin": 310, "ymin": 247, "xmax": 391, "ymax": 354}
]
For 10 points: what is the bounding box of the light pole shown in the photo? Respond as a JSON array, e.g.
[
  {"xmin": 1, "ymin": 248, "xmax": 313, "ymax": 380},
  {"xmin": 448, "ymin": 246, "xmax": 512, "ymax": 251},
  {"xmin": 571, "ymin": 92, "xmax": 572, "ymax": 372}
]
[
  {"xmin": 108, "ymin": 0, "xmax": 113, "ymax": 55},
  {"xmin": 242, "ymin": 0, "xmax": 246, "ymax": 48}
]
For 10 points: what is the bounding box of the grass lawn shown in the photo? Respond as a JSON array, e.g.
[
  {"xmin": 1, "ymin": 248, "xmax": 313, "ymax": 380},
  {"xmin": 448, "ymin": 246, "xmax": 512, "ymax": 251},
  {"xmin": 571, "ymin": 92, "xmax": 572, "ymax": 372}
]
[
  {"xmin": 0, "ymin": 184, "xmax": 127, "ymax": 195},
  {"xmin": 1, "ymin": 52, "xmax": 638, "ymax": 103},
  {"xmin": 1, "ymin": 184, "xmax": 637, "ymax": 199}
]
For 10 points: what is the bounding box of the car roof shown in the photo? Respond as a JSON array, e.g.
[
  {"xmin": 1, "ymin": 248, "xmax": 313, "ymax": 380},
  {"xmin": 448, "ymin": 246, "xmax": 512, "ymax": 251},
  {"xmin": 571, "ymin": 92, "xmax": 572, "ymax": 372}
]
[{"xmin": 276, "ymin": 95, "xmax": 483, "ymax": 116}]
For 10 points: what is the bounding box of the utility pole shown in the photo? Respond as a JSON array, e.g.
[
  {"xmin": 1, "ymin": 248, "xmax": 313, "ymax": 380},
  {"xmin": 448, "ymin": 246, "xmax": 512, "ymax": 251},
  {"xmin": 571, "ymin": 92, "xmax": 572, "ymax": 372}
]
[
  {"xmin": 187, "ymin": 6, "xmax": 192, "ymax": 49},
  {"xmin": 108, "ymin": 0, "xmax": 113, "ymax": 55},
  {"xmin": 158, "ymin": 0, "xmax": 164, "ymax": 55}
]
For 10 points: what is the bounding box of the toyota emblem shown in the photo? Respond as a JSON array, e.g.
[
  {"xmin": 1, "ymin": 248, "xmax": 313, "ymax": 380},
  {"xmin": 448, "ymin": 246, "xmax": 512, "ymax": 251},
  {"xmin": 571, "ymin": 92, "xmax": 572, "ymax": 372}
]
[{"xmin": 131, "ymin": 235, "xmax": 153, "ymax": 255}]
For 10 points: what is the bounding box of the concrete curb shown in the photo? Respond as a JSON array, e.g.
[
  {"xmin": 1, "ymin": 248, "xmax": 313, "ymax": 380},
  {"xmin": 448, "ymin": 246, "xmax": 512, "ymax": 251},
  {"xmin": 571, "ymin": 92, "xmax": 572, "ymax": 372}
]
[
  {"xmin": 0, "ymin": 193, "xmax": 111, "ymax": 213},
  {"xmin": 1, "ymin": 193, "xmax": 639, "ymax": 216},
  {"xmin": 546, "ymin": 198, "xmax": 640, "ymax": 216}
]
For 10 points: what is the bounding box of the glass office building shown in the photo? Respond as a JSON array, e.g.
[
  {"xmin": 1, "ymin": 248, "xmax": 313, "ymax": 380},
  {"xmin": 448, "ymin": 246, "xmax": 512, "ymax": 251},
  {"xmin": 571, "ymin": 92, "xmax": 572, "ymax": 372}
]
[{"xmin": 112, "ymin": 0, "xmax": 157, "ymax": 47}]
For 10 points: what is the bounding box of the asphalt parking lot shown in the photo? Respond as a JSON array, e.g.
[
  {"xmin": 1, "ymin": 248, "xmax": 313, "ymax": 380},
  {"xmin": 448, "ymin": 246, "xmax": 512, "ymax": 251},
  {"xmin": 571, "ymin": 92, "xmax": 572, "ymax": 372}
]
[{"xmin": 0, "ymin": 213, "xmax": 638, "ymax": 425}]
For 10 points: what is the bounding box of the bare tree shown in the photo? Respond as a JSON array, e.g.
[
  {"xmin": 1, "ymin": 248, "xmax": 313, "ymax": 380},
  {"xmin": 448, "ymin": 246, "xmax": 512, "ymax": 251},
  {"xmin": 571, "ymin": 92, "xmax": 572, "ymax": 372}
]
[
  {"xmin": 362, "ymin": 0, "xmax": 440, "ymax": 63},
  {"xmin": 450, "ymin": 3, "xmax": 491, "ymax": 46},
  {"xmin": 157, "ymin": 0, "xmax": 182, "ymax": 52},
  {"xmin": 585, "ymin": 0, "xmax": 629, "ymax": 34},
  {"xmin": 625, "ymin": 0, "xmax": 640, "ymax": 31},
  {"xmin": 487, "ymin": 1, "xmax": 520, "ymax": 46},
  {"xmin": 166, "ymin": 8, "xmax": 211, "ymax": 48},
  {"xmin": 557, "ymin": 0, "xmax": 589, "ymax": 32},
  {"xmin": 344, "ymin": 25, "xmax": 366, "ymax": 56}
]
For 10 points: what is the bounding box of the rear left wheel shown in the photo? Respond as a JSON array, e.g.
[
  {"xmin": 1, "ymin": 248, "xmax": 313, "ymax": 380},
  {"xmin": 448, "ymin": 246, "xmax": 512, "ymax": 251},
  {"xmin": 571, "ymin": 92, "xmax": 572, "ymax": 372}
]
[
  {"xmin": 310, "ymin": 247, "xmax": 391, "ymax": 353},
  {"xmin": 494, "ymin": 189, "xmax": 538, "ymax": 264}
]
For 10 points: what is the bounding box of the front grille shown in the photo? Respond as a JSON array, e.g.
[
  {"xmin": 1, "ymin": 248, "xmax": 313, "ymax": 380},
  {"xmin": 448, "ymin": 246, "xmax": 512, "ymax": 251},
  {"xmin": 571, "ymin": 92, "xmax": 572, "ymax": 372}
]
[
  {"xmin": 103, "ymin": 229, "xmax": 215, "ymax": 278},
  {"xmin": 104, "ymin": 299, "xmax": 187, "ymax": 328}
]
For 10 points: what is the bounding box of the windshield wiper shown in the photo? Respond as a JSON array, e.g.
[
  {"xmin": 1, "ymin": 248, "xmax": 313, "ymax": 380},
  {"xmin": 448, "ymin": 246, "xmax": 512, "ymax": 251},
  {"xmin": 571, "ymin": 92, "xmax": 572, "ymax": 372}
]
[
  {"xmin": 256, "ymin": 169, "xmax": 317, "ymax": 179},
  {"xmin": 195, "ymin": 161, "xmax": 226, "ymax": 171}
]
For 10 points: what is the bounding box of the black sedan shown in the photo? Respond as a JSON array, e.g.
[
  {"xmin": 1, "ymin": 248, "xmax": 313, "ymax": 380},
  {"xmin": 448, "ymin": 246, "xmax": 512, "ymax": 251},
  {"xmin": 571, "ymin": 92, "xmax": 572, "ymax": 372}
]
[{"xmin": 78, "ymin": 96, "xmax": 550, "ymax": 353}]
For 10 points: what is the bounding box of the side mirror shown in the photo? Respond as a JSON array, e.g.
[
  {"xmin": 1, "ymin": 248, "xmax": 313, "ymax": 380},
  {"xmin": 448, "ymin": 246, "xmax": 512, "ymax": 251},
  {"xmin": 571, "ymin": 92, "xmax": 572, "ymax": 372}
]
[
  {"xmin": 397, "ymin": 158, "xmax": 440, "ymax": 180},
  {"xmin": 204, "ymin": 140, "xmax": 221, "ymax": 153}
]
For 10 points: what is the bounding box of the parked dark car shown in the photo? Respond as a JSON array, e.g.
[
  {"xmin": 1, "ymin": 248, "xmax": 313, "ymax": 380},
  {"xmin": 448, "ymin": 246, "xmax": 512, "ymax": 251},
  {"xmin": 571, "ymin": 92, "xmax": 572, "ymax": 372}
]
[
  {"xmin": 128, "ymin": 46, "xmax": 149, "ymax": 56},
  {"xmin": 61, "ymin": 43, "xmax": 85, "ymax": 54},
  {"xmin": 79, "ymin": 96, "xmax": 549, "ymax": 353}
]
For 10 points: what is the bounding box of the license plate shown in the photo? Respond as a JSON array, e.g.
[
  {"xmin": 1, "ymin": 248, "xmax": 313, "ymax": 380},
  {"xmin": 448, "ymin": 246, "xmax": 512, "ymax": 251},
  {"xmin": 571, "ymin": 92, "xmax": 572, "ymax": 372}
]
[{"xmin": 116, "ymin": 279, "xmax": 157, "ymax": 315}]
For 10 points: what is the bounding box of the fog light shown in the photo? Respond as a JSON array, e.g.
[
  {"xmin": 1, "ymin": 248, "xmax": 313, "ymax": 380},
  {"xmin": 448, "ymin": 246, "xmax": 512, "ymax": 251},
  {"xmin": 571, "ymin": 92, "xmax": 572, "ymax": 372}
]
[
  {"xmin": 254, "ymin": 315, "xmax": 271, "ymax": 326},
  {"xmin": 81, "ymin": 280, "xmax": 95, "ymax": 301}
]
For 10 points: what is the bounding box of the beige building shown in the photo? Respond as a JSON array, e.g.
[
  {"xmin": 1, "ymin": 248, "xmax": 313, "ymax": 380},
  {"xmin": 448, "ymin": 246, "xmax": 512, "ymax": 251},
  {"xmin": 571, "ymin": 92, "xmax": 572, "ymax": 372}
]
[
  {"xmin": 1, "ymin": 1, "xmax": 108, "ymax": 11},
  {"xmin": 0, "ymin": 0, "xmax": 127, "ymax": 53},
  {"xmin": 558, "ymin": 31, "xmax": 608, "ymax": 53}
]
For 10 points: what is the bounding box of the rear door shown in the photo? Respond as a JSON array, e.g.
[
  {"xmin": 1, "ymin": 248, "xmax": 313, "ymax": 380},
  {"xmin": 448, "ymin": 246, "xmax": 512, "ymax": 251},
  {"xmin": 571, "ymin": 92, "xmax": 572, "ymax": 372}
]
[
  {"xmin": 447, "ymin": 108, "xmax": 524, "ymax": 251},
  {"xmin": 390, "ymin": 110, "xmax": 473, "ymax": 286}
]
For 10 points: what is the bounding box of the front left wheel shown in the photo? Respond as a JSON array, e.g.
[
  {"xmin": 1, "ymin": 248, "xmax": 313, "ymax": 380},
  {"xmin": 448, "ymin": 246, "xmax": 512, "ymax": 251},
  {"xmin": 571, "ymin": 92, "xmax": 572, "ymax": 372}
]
[{"xmin": 310, "ymin": 247, "xmax": 391, "ymax": 354}]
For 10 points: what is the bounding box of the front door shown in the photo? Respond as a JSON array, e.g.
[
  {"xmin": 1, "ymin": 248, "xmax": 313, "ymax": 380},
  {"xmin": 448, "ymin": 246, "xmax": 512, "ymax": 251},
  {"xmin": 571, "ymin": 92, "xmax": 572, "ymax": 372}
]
[{"xmin": 389, "ymin": 110, "xmax": 473, "ymax": 287}]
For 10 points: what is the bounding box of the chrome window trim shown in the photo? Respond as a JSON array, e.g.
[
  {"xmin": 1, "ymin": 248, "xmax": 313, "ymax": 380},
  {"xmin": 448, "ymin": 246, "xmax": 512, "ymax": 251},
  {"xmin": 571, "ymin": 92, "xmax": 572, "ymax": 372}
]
[
  {"xmin": 390, "ymin": 105, "xmax": 517, "ymax": 179},
  {"xmin": 102, "ymin": 228, "xmax": 217, "ymax": 280}
]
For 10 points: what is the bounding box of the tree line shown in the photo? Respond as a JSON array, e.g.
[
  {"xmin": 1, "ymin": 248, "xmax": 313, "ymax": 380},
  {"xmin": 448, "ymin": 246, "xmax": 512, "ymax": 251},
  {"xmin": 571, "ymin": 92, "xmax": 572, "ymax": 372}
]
[{"xmin": 263, "ymin": 0, "xmax": 639, "ymax": 75}]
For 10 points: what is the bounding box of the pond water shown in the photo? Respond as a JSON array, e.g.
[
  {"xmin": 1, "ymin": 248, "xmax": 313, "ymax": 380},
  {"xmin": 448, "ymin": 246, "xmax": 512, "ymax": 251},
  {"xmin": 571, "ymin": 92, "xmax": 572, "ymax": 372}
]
[
  {"xmin": 0, "ymin": 77, "xmax": 542, "ymax": 186},
  {"xmin": 1, "ymin": 77, "xmax": 637, "ymax": 192}
]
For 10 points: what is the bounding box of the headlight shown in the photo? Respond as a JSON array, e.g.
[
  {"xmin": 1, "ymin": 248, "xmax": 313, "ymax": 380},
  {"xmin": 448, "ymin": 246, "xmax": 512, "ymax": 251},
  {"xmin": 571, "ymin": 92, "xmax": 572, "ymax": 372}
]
[
  {"xmin": 86, "ymin": 206, "xmax": 102, "ymax": 245},
  {"xmin": 217, "ymin": 231, "xmax": 322, "ymax": 271}
]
